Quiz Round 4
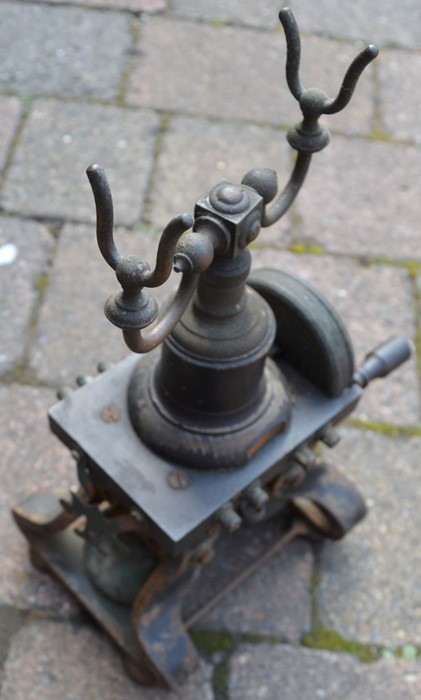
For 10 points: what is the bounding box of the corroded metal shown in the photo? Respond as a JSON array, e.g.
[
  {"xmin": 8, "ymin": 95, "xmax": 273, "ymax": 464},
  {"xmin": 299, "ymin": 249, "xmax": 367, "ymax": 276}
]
[
  {"xmin": 13, "ymin": 6, "xmax": 412, "ymax": 691},
  {"xmin": 85, "ymin": 8, "xmax": 378, "ymax": 472}
]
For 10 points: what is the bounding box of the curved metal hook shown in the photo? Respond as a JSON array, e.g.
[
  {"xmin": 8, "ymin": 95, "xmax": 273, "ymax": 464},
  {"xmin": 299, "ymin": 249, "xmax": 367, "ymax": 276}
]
[
  {"xmin": 142, "ymin": 212, "xmax": 194, "ymax": 288},
  {"xmin": 279, "ymin": 7, "xmax": 303, "ymax": 101},
  {"xmin": 279, "ymin": 7, "xmax": 378, "ymax": 119},
  {"xmin": 322, "ymin": 44, "xmax": 379, "ymax": 115},
  {"xmin": 87, "ymin": 163, "xmax": 194, "ymax": 290},
  {"xmin": 86, "ymin": 164, "xmax": 120, "ymax": 270}
]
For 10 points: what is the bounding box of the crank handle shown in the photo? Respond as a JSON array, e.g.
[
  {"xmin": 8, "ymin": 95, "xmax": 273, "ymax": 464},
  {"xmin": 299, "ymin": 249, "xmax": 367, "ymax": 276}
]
[{"xmin": 353, "ymin": 336, "xmax": 411, "ymax": 388}]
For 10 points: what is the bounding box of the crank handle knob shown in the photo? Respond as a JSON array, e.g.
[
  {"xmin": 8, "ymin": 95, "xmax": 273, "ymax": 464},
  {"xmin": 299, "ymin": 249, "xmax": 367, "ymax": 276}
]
[{"xmin": 353, "ymin": 336, "xmax": 411, "ymax": 388}]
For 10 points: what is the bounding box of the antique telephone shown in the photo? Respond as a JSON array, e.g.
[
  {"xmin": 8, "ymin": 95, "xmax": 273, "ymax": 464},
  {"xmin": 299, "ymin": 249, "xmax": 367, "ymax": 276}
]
[{"xmin": 14, "ymin": 8, "xmax": 410, "ymax": 689}]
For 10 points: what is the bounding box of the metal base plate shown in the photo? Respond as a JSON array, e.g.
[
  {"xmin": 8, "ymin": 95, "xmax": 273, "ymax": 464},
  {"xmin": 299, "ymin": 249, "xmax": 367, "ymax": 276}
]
[
  {"xmin": 21, "ymin": 515, "xmax": 293, "ymax": 655},
  {"xmin": 49, "ymin": 355, "xmax": 361, "ymax": 553}
]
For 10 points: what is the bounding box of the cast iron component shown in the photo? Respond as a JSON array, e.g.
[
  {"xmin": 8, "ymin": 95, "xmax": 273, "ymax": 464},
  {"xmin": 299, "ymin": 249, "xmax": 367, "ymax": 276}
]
[{"xmin": 14, "ymin": 7, "xmax": 411, "ymax": 690}]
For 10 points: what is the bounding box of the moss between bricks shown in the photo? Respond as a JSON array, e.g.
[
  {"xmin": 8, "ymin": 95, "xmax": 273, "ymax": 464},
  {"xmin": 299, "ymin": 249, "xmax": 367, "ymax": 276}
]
[
  {"xmin": 346, "ymin": 417, "xmax": 421, "ymax": 437},
  {"xmin": 191, "ymin": 629, "xmax": 283, "ymax": 654},
  {"xmin": 303, "ymin": 628, "xmax": 421, "ymax": 663},
  {"xmin": 35, "ymin": 272, "xmax": 49, "ymax": 295},
  {"xmin": 303, "ymin": 627, "xmax": 380, "ymax": 663},
  {"xmin": 191, "ymin": 629, "xmax": 286, "ymax": 699},
  {"xmin": 287, "ymin": 241, "xmax": 325, "ymax": 255},
  {"xmin": 367, "ymin": 123, "xmax": 394, "ymax": 143}
]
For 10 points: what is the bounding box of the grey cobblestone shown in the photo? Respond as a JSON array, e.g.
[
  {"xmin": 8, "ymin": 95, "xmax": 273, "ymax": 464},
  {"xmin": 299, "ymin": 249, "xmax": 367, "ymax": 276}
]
[
  {"xmin": 287, "ymin": 0, "xmax": 421, "ymax": 49},
  {"xmin": 40, "ymin": 0, "xmax": 166, "ymax": 10},
  {"xmin": 318, "ymin": 429, "xmax": 421, "ymax": 647},
  {"xmin": 290, "ymin": 136, "xmax": 421, "ymax": 260},
  {"xmin": 0, "ymin": 96, "xmax": 21, "ymax": 172},
  {"xmin": 0, "ymin": 383, "xmax": 77, "ymax": 613},
  {"xmin": 229, "ymin": 644, "xmax": 421, "ymax": 700},
  {"xmin": 0, "ymin": 619, "xmax": 214, "ymax": 700},
  {"xmin": 379, "ymin": 49, "xmax": 421, "ymax": 143},
  {"xmin": 0, "ymin": 3, "xmax": 131, "ymax": 100},
  {"xmin": 0, "ymin": 216, "xmax": 54, "ymax": 374},
  {"xmin": 127, "ymin": 17, "xmax": 375, "ymax": 136},
  {"xmin": 172, "ymin": 0, "xmax": 281, "ymax": 29},
  {"xmin": 1, "ymin": 100, "xmax": 159, "ymax": 225}
]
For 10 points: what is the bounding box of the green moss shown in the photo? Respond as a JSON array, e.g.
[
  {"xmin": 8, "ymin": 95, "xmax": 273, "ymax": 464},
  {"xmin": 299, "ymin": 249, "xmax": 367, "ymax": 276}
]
[
  {"xmin": 352, "ymin": 255, "xmax": 421, "ymax": 276},
  {"xmin": 346, "ymin": 418, "xmax": 421, "ymax": 437},
  {"xmin": 210, "ymin": 19, "xmax": 227, "ymax": 28},
  {"xmin": 367, "ymin": 123, "xmax": 394, "ymax": 142},
  {"xmin": 35, "ymin": 272, "xmax": 49, "ymax": 295},
  {"xmin": 404, "ymin": 260, "xmax": 421, "ymax": 280},
  {"xmin": 288, "ymin": 241, "xmax": 325, "ymax": 255},
  {"xmin": 190, "ymin": 629, "xmax": 236, "ymax": 655},
  {"xmin": 303, "ymin": 627, "xmax": 379, "ymax": 663},
  {"xmin": 213, "ymin": 655, "xmax": 231, "ymax": 698}
]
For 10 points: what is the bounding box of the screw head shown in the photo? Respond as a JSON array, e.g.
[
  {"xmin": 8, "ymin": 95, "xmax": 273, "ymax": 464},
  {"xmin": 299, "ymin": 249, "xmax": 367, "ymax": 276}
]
[
  {"xmin": 100, "ymin": 404, "xmax": 121, "ymax": 423},
  {"xmin": 166, "ymin": 470, "xmax": 191, "ymax": 490}
]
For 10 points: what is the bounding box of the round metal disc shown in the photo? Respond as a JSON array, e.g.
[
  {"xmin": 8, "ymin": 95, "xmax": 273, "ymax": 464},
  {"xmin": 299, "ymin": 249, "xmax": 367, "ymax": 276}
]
[{"xmin": 248, "ymin": 268, "xmax": 354, "ymax": 397}]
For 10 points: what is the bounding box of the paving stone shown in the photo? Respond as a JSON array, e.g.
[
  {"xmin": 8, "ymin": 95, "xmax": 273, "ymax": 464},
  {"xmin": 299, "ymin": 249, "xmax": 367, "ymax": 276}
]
[
  {"xmin": 1, "ymin": 100, "xmax": 159, "ymax": 225},
  {"xmin": 172, "ymin": 0, "xmax": 281, "ymax": 29},
  {"xmin": 0, "ymin": 96, "xmax": 21, "ymax": 172},
  {"xmin": 0, "ymin": 607, "xmax": 26, "ymax": 673},
  {"xmin": 0, "ymin": 619, "xmax": 214, "ymax": 700},
  {"xmin": 0, "ymin": 3, "xmax": 131, "ymax": 100},
  {"xmin": 29, "ymin": 223, "xmax": 174, "ymax": 385},
  {"xmin": 0, "ymin": 216, "xmax": 53, "ymax": 374},
  {"xmin": 148, "ymin": 115, "xmax": 292, "ymax": 240},
  {"xmin": 0, "ymin": 383, "xmax": 79, "ymax": 614},
  {"xmin": 197, "ymin": 538, "xmax": 312, "ymax": 642},
  {"xmin": 379, "ymin": 49, "xmax": 421, "ymax": 144},
  {"xmin": 287, "ymin": 0, "xmax": 421, "ymax": 49},
  {"xmin": 290, "ymin": 135, "xmax": 421, "ymax": 260},
  {"xmin": 229, "ymin": 644, "xmax": 421, "ymax": 699},
  {"xmin": 127, "ymin": 18, "xmax": 375, "ymax": 136},
  {"xmin": 38, "ymin": 0, "xmax": 166, "ymax": 11},
  {"xmin": 318, "ymin": 429, "xmax": 421, "ymax": 646},
  {"xmin": 251, "ymin": 249, "xmax": 420, "ymax": 426}
]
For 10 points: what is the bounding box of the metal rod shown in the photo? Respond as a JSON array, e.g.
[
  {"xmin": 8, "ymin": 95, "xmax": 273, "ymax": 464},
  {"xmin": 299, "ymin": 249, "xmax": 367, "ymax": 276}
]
[
  {"xmin": 86, "ymin": 164, "xmax": 119, "ymax": 270},
  {"xmin": 323, "ymin": 45, "xmax": 379, "ymax": 115},
  {"xmin": 261, "ymin": 151, "xmax": 312, "ymax": 227},
  {"xmin": 185, "ymin": 519, "xmax": 308, "ymax": 628},
  {"xmin": 122, "ymin": 271, "xmax": 199, "ymax": 353}
]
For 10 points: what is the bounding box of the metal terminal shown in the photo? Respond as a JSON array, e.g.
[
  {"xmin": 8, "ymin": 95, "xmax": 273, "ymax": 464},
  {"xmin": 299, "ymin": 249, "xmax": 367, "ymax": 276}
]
[
  {"xmin": 216, "ymin": 503, "xmax": 242, "ymax": 532},
  {"xmin": 244, "ymin": 481, "xmax": 269, "ymax": 509},
  {"xmin": 76, "ymin": 374, "xmax": 93, "ymax": 386},
  {"xmin": 318, "ymin": 424, "xmax": 341, "ymax": 448},
  {"xmin": 272, "ymin": 462, "xmax": 307, "ymax": 493},
  {"xmin": 292, "ymin": 445, "xmax": 319, "ymax": 469},
  {"xmin": 97, "ymin": 361, "xmax": 113, "ymax": 373},
  {"xmin": 56, "ymin": 386, "xmax": 72, "ymax": 400}
]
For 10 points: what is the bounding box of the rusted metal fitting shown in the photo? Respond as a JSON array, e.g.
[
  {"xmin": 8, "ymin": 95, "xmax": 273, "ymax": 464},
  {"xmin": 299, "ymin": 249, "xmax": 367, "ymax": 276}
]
[
  {"xmin": 292, "ymin": 445, "xmax": 319, "ymax": 469},
  {"xmin": 216, "ymin": 503, "xmax": 242, "ymax": 532},
  {"xmin": 318, "ymin": 424, "xmax": 341, "ymax": 448},
  {"xmin": 243, "ymin": 480, "xmax": 269, "ymax": 509}
]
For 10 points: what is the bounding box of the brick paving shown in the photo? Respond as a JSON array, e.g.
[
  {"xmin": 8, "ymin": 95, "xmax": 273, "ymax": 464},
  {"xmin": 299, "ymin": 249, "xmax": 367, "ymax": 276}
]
[{"xmin": 0, "ymin": 1, "xmax": 420, "ymax": 698}]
